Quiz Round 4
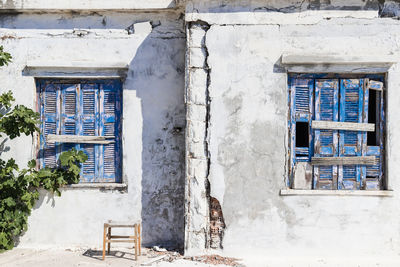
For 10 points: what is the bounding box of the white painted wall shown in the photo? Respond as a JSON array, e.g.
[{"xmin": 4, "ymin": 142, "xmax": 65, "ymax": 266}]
[
  {"xmin": 0, "ymin": 10, "xmax": 186, "ymax": 248},
  {"xmin": 0, "ymin": 0, "xmax": 177, "ymax": 10},
  {"xmin": 186, "ymin": 0, "xmax": 400, "ymax": 261}
]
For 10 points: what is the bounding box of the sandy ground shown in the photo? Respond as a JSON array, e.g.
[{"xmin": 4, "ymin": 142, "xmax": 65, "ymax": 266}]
[
  {"xmin": 0, "ymin": 248, "xmax": 236, "ymax": 267},
  {"xmin": 2, "ymin": 248, "xmax": 400, "ymax": 267}
]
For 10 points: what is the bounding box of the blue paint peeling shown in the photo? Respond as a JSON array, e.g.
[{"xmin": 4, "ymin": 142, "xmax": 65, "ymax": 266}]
[
  {"xmin": 288, "ymin": 75, "xmax": 385, "ymax": 190},
  {"xmin": 38, "ymin": 79, "xmax": 122, "ymax": 183}
]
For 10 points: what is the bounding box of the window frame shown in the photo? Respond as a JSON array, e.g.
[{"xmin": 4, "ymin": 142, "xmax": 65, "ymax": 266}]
[
  {"xmin": 288, "ymin": 73, "xmax": 386, "ymax": 190},
  {"xmin": 36, "ymin": 78, "xmax": 123, "ymax": 183}
]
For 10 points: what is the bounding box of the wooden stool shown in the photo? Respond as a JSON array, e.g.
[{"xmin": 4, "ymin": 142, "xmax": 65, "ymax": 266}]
[{"xmin": 102, "ymin": 221, "xmax": 141, "ymax": 261}]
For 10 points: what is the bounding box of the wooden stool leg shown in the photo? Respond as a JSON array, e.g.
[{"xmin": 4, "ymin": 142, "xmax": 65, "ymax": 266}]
[
  {"xmin": 138, "ymin": 223, "xmax": 141, "ymax": 255},
  {"xmin": 107, "ymin": 227, "xmax": 111, "ymax": 254},
  {"xmin": 102, "ymin": 224, "xmax": 107, "ymax": 260},
  {"xmin": 134, "ymin": 224, "xmax": 138, "ymax": 261}
]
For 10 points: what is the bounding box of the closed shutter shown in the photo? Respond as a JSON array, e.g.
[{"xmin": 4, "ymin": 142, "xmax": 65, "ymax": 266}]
[
  {"xmin": 99, "ymin": 80, "xmax": 121, "ymax": 182},
  {"xmin": 39, "ymin": 79, "xmax": 121, "ymax": 183},
  {"xmin": 60, "ymin": 84, "xmax": 78, "ymax": 154},
  {"xmin": 313, "ymin": 79, "xmax": 339, "ymax": 189},
  {"xmin": 41, "ymin": 82, "xmax": 59, "ymax": 168},
  {"xmin": 338, "ymin": 79, "xmax": 366, "ymax": 190},
  {"xmin": 80, "ymin": 83, "xmax": 99, "ymax": 182}
]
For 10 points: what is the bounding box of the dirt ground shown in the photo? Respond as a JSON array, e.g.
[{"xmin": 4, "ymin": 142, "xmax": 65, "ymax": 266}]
[
  {"xmin": 2, "ymin": 247, "xmax": 400, "ymax": 267},
  {"xmin": 0, "ymin": 247, "xmax": 242, "ymax": 267}
]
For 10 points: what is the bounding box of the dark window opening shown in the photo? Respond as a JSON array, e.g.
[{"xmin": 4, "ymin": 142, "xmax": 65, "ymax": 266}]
[
  {"xmin": 367, "ymin": 90, "xmax": 377, "ymax": 146},
  {"xmin": 296, "ymin": 121, "xmax": 309, "ymax": 148}
]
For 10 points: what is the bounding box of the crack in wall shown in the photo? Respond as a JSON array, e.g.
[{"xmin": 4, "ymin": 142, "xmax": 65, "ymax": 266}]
[{"xmin": 185, "ymin": 20, "xmax": 226, "ymax": 252}]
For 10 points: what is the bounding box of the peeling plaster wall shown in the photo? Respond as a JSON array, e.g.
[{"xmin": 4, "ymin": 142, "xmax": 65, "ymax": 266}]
[
  {"xmin": 185, "ymin": 0, "xmax": 400, "ymax": 260},
  {"xmin": 0, "ymin": 10, "xmax": 186, "ymax": 249}
]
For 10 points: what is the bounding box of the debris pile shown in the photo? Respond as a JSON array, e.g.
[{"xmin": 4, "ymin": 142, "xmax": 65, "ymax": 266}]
[
  {"xmin": 184, "ymin": 254, "xmax": 242, "ymax": 266},
  {"xmin": 144, "ymin": 246, "xmax": 243, "ymax": 266}
]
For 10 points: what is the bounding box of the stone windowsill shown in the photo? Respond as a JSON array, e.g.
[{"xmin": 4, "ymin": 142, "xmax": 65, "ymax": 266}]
[
  {"xmin": 65, "ymin": 183, "xmax": 127, "ymax": 190},
  {"xmin": 280, "ymin": 189, "xmax": 393, "ymax": 197}
]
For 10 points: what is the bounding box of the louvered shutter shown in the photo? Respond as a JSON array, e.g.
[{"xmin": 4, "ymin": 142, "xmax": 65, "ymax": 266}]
[
  {"xmin": 99, "ymin": 80, "xmax": 121, "ymax": 182},
  {"xmin": 60, "ymin": 84, "xmax": 78, "ymax": 153},
  {"xmin": 365, "ymin": 80, "xmax": 384, "ymax": 190},
  {"xmin": 338, "ymin": 79, "xmax": 366, "ymax": 190},
  {"xmin": 79, "ymin": 83, "xmax": 99, "ymax": 182},
  {"xmin": 313, "ymin": 79, "xmax": 339, "ymax": 189},
  {"xmin": 289, "ymin": 78, "xmax": 314, "ymax": 162},
  {"xmin": 41, "ymin": 82, "xmax": 59, "ymax": 168}
]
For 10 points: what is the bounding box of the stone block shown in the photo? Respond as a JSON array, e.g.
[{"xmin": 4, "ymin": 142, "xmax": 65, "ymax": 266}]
[
  {"xmin": 187, "ymin": 140, "xmax": 207, "ymax": 159},
  {"xmin": 189, "ymin": 26, "xmax": 206, "ymax": 48},
  {"xmin": 187, "ymin": 120, "xmax": 206, "ymax": 143},
  {"xmin": 189, "ymin": 47, "xmax": 206, "ymax": 68},
  {"xmin": 187, "ymin": 69, "xmax": 208, "ymax": 105},
  {"xmin": 187, "ymin": 104, "xmax": 207, "ymax": 122},
  {"xmin": 187, "ymin": 158, "xmax": 208, "ymax": 179}
]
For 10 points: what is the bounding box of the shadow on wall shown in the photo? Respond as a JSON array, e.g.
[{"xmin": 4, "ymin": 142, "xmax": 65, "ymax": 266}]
[
  {"xmin": 6, "ymin": 15, "xmax": 186, "ymax": 249},
  {"xmin": 126, "ymin": 23, "xmax": 186, "ymax": 250}
]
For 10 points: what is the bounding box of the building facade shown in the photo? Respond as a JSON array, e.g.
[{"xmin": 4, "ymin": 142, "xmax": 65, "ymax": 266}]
[{"xmin": 1, "ymin": 0, "xmax": 400, "ymax": 262}]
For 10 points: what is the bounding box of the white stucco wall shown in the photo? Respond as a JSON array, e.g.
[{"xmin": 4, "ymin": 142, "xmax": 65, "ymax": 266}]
[
  {"xmin": 0, "ymin": 0, "xmax": 178, "ymax": 10},
  {"xmin": 185, "ymin": 0, "xmax": 400, "ymax": 261},
  {"xmin": 0, "ymin": 10, "xmax": 186, "ymax": 249}
]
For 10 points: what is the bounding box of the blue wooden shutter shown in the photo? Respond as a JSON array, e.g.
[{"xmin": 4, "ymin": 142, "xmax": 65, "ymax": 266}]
[
  {"xmin": 365, "ymin": 80, "xmax": 384, "ymax": 190},
  {"xmin": 41, "ymin": 82, "xmax": 60, "ymax": 168},
  {"xmin": 314, "ymin": 79, "xmax": 339, "ymax": 189},
  {"xmin": 60, "ymin": 84, "xmax": 78, "ymax": 154},
  {"xmin": 99, "ymin": 80, "xmax": 121, "ymax": 182},
  {"xmin": 79, "ymin": 83, "xmax": 99, "ymax": 182},
  {"xmin": 290, "ymin": 78, "xmax": 314, "ymax": 161},
  {"xmin": 338, "ymin": 79, "xmax": 366, "ymax": 190}
]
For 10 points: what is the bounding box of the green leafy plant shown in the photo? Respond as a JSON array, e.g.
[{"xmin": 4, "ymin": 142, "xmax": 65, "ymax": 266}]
[{"xmin": 0, "ymin": 47, "xmax": 87, "ymax": 251}]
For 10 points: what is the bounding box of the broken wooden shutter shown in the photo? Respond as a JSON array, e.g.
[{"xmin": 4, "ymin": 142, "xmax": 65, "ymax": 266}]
[
  {"xmin": 338, "ymin": 79, "xmax": 366, "ymax": 190},
  {"xmin": 60, "ymin": 84, "xmax": 78, "ymax": 154},
  {"xmin": 79, "ymin": 83, "xmax": 99, "ymax": 182},
  {"xmin": 99, "ymin": 80, "xmax": 121, "ymax": 182},
  {"xmin": 291, "ymin": 78, "xmax": 314, "ymax": 161},
  {"xmin": 365, "ymin": 80, "xmax": 384, "ymax": 189},
  {"xmin": 41, "ymin": 82, "xmax": 59, "ymax": 168},
  {"xmin": 289, "ymin": 78, "xmax": 314, "ymax": 188},
  {"xmin": 313, "ymin": 79, "xmax": 339, "ymax": 189}
]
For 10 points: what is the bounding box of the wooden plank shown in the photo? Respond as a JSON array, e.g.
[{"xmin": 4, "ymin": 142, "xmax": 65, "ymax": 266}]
[
  {"xmin": 280, "ymin": 189, "xmax": 393, "ymax": 197},
  {"xmin": 104, "ymin": 221, "xmax": 140, "ymax": 227},
  {"xmin": 110, "ymin": 235, "xmax": 136, "ymax": 239},
  {"xmin": 311, "ymin": 156, "xmax": 376, "ymax": 166},
  {"xmin": 106, "ymin": 239, "xmax": 136, "ymax": 243},
  {"xmin": 368, "ymin": 80, "xmax": 383, "ymax": 91},
  {"xmin": 47, "ymin": 134, "xmax": 114, "ymax": 144},
  {"xmin": 311, "ymin": 120, "xmax": 375, "ymax": 132}
]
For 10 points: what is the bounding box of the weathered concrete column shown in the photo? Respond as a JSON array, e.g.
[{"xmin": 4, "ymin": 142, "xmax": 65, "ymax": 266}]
[{"xmin": 184, "ymin": 22, "xmax": 210, "ymax": 254}]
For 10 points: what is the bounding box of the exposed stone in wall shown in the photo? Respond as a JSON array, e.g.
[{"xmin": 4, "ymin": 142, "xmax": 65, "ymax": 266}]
[
  {"xmin": 209, "ymin": 197, "xmax": 225, "ymax": 249},
  {"xmin": 184, "ymin": 21, "xmax": 211, "ymax": 254}
]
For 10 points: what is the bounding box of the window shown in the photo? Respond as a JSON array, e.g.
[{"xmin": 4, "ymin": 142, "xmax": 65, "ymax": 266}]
[
  {"xmin": 289, "ymin": 75, "xmax": 385, "ymax": 190},
  {"xmin": 37, "ymin": 79, "xmax": 122, "ymax": 183}
]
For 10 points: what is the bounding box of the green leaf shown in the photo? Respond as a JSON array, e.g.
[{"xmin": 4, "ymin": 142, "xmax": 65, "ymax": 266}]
[{"xmin": 27, "ymin": 160, "xmax": 36, "ymax": 169}]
